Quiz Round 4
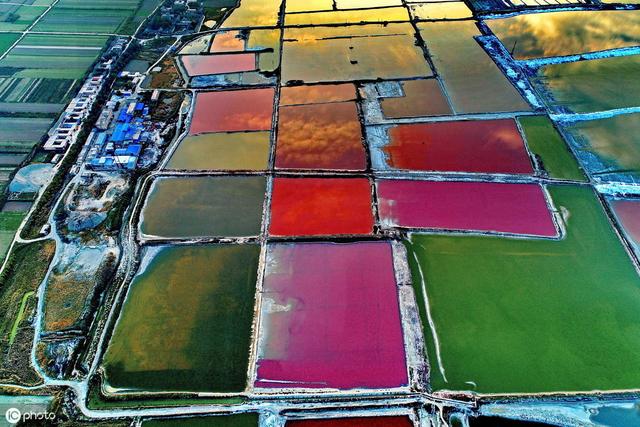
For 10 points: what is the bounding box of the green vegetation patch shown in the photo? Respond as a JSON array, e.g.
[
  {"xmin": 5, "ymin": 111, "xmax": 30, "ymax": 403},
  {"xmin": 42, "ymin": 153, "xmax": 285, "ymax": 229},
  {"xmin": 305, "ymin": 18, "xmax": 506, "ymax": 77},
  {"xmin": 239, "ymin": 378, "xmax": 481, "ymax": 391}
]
[
  {"xmin": 0, "ymin": 240, "xmax": 55, "ymax": 385},
  {"xmin": 406, "ymin": 185, "xmax": 640, "ymax": 394},
  {"xmin": 20, "ymin": 33, "xmax": 110, "ymax": 48},
  {"xmin": 0, "ymin": 77, "xmax": 78, "ymax": 105},
  {"xmin": 143, "ymin": 413, "xmax": 258, "ymax": 427},
  {"xmin": 35, "ymin": 0, "xmax": 163, "ymax": 35},
  {"xmin": 33, "ymin": 8, "xmax": 132, "ymax": 34},
  {"xmin": 0, "ymin": 45, "xmax": 101, "ymax": 80},
  {"xmin": 0, "ymin": 5, "xmax": 48, "ymax": 31},
  {"xmin": 103, "ymin": 244, "xmax": 260, "ymax": 393},
  {"xmin": 0, "ymin": 116, "xmax": 51, "ymax": 153},
  {"xmin": 518, "ymin": 116, "xmax": 586, "ymax": 182},
  {"xmin": 0, "ymin": 33, "xmax": 19, "ymax": 57},
  {"xmin": 0, "ymin": 211, "xmax": 26, "ymax": 261}
]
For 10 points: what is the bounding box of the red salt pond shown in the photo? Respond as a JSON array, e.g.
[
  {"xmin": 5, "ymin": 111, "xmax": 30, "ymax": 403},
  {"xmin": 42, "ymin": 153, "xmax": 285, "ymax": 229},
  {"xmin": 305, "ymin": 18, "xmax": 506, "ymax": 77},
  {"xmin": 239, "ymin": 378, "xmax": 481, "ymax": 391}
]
[
  {"xmin": 181, "ymin": 53, "xmax": 256, "ymax": 76},
  {"xmin": 269, "ymin": 177, "xmax": 374, "ymax": 236},
  {"xmin": 286, "ymin": 416, "xmax": 413, "ymax": 426},
  {"xmin": 382, "ymin": 119, "xmax": 533, "ymax": 174},
  {"xmin": 256, "ymin": 242, "xmax": 408, "ymax": 390},
  {"xmin": 276, "ymin": 102, "xmax": 366, "ymax": 170},
  {"xmin": 280, "ymin": 83, "xmax": 356, "ymax": 106},
  {"xmin": 189, "ymin": 88, "xmax": 274, "ymax": 134},
  {"xmin": 377, "ymin": 180, "xmax": 558, "ymax": 237},
  {"xmin": 611, "ymin": 199, "xmax": 640, "ymax": 248}
]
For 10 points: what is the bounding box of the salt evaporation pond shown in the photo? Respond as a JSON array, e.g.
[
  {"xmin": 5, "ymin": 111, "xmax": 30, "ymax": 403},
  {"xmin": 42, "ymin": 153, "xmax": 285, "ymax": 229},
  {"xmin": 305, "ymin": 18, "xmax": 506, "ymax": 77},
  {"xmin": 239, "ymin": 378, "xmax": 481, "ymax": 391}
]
[
  {"xmin": 377, "ymin": 180, "xmax": 557, "ymax": 237},
  {"xmin": 221, "ymin": 0, "xmax": 281, "ymax": 28},
  {"xmin": 372, "ymin": 119, "xmax": 533, "ymax": 174},
  {"xmin": 189, "ymin": 88, "xmax": 274, "ymax": 135},
  {"xmin": 269, "ymin": 177, "xmax": 373, "ymax": 236},
  {"xmin": 276, "ymin": 101, "xmax": 365, "ymax": 170},
  {"xmin": 563, "ymin": 112, "xmax": 640, "ymax": 182},
  {"xmin": 255, "ymin": 242, "xmax": 408, "ymax": 390},
  {"xmin": 518, "ymin": 116, "xmax": 585, "ymax": 181},
  {"xmin": 533, "ymin": 55, "xmax": 640, "ymax": 114},
  {"xmin": 409, "ymin": 2, "xmax": 472, "ymax": 20},
  {"xmin": 167, "ymin": 132, "xmax": 270, "ymax": 171},
  {"xmin": 282, "ymin": 24, "xmax": 431, "ymax": 84},
  {"xmin": 280, "ymin": 83, "xmax": 356, "ymax": 106},
  {"xmin": 140, "ymin": 176, "xmax": 266, "ymax": 239},
  {"xmin": 379, "ymin": 79, "xmax": 452, "ymax": 118},
  {"xmin": 610, "ymin": 198, "xmax": 640, "ymax": 257},
  {"xmin": 180, "ymin": 53, "xmax": 256, "ymax": 76},
  {"xmin": 103, "ymin": 244, "xmax": 260, "ymax": 393},
  {"xmin": 405, "ymin": 185, "xmax": 640, "ymax": 393},
  {"xmin": 488, "ymin": 10, "xmax": 640, "ymax": 60},
  {"xmin": 284, "ymin": 6, "xmax": 409, "ymax": 26},
  {"xmin": 418, "ymin": 21, "xmax": 531, "ymax": 114}
]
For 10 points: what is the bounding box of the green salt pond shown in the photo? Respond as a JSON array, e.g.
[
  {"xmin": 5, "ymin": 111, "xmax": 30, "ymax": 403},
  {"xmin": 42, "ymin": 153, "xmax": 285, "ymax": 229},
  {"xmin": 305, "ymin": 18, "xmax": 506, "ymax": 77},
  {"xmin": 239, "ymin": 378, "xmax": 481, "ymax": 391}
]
[
  {"xmin": 406, "ymin": 185, "xmax": 640, "ymax": 394},
  {"xmin": 140, "ymin": 176, "xmax": 266, "ymax": 239},
  {"xmin": 518, "ymin": 116, "xmax": 585, "ymax": 181},
  {"xmin": 564, "ymin": 112, "xmax": 640, "ymax": 182},
  {"xmin": 103, "ymin": 244, "xmax": 260, "ymax": 393},
  {"xmin": 534, "ymin": 55, "xmax": 640, "ymax": 113}
]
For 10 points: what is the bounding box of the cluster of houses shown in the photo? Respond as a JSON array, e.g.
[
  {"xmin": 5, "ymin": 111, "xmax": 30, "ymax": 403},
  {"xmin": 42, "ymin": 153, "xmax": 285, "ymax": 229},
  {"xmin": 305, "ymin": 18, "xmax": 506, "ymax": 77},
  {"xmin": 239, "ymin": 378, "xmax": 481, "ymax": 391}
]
[
  {"xmin": 42, "ymin": 38, "xmax": 129, "ymax": 153},
  {"xmin": 43, "ymin": 75, "xmax": 105, "ymax": 152}
]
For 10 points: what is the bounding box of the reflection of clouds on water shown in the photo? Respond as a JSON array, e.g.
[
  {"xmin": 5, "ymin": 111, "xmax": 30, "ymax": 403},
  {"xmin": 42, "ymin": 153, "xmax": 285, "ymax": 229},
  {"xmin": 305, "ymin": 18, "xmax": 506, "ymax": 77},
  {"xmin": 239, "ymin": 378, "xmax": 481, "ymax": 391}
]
[
  {"xmin": 282, "ymin": 24, "xmax": 430, "ymax": 83},
  {"xmin": 490, "ymin": 10, "xmax": 640, "ymax": 59},
  {"xmin": 277, "ymin": 102, "xmax": 365, "ymax": 169},
  {"xmin": 568, "ymin": 113, "xmax": 640, "ymax": 173},
  {"xmin": 222, "ymin": 0, "xmax": 281, "ymax": 27},
  {"xmin": 190, "ymin": 89, "xmax": 274, "ymax": 134}
]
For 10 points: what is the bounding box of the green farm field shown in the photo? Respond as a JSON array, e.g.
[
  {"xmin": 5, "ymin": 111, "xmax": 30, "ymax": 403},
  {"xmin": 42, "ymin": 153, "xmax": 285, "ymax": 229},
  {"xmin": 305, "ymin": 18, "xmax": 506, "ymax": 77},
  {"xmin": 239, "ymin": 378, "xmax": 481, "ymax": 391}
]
[
  {"xmin": 0, "ymin": 33, "xmax": 19, "ymax": 56},
  {"xmin": 0, "ymin": 44, "xmax": 101, "ymax": 79},
  {"xmin": 0, "ymin": 211, "xmax": 26, "ymax": 261},
  {"xmin": 0, "ymin": 77, "xmax": 78, "ymax": 105},
  {"xmin": 34, "ymin": 0, "xmax": 162, "ymax": 34},
  {"xmin": 20, "ymin": 33, "xmax": 110, "ymax": 47},
  {"xmin": 0, "ymin": 116, "xmax": 51, "ymax": 148},
  {"xmin": 406, "ymin": 185, "xmax": 640, "ymax": 394},
  {"xmin": 0, "ymin": 5, "xmax": 48, "ymax": 31}
]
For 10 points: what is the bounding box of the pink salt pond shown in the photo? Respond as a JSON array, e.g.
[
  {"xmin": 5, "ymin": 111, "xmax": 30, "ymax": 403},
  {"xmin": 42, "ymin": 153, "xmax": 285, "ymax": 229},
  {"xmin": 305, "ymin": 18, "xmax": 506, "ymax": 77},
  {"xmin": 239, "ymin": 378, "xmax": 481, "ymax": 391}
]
[
  {"xmin": 377, "ymin": 180, "xmax": 558, "ymax": 237},
  {"xmin": 611, "ymin": 199, "xmax": 640, "ymax": 250},
  {"xmin": 255, "ymin": 242, "xmax": 408, "ymax": 390},
  {"xmin": 181, "ymin": 53, "xmax": 256, "ymax": 76},
  {"xmin": 189, "ymin": 88, "xmax": 274, "ymax": 134}
]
